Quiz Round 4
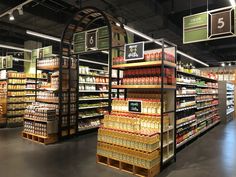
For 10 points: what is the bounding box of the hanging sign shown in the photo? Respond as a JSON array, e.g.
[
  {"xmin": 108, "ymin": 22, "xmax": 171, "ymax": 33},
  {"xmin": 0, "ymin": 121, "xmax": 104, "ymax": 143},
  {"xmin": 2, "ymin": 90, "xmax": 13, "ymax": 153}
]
[
  {"xmin": 128, "ymin": 100, "xmax": 142, "ymax": 113},
  {"xmin": 124, "ymin": 42, "xmax": 144, "ymax": 61},
  {"xmin": 183, "ymin": 6, "xmax": 235, "ymax": 43},
  {"xmin": 86, "ymin": 30, "xmax": 97, "ymax": 49}
]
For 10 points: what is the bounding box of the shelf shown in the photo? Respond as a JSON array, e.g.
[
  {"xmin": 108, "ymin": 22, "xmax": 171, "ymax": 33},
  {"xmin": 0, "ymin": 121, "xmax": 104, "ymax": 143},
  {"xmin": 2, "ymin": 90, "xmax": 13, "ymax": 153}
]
[
  {"xmin": 197, "ymin": 114, "xmax": 218, "ymax": 124},
  {"xmin": 7, "ymin": 108, "xmax": 26, "ymax": 111},
  {"xmin": 8, "ymin": 89, "xmax": 26, "ymax": 91},
  {"xmin": 7, "ymin": 95, "xmax": 25, "ymax": 97},
  {"xmin": 36, "ymin": 98, "xmax": 58, "ymax": 104},
  {"xmin": 177, "ymin": 70, "xmax": 217, "ymax": 82},
  {"xmin": 7, "ymin": 77, "xmax": 26, "ymax": 79},
  {"xmin": 79, "ymin": 105, "xmax": 108, "ymax": 110},
  {"xmin": 176, "ymin": 105, "xmax": 196, "ymax": 112},
  {"xmin": 197, "ymin": 103, "xmax": 218, "ymax": 110},
  {"xmin": 79, "ymin": 114, "xmax": 104, "ymax": 119},
  {"xmin": 8, "ymin": 83, "xmax": 26, "ymax": 85},
  {"xmin": 7, "ymin": 102, "xmax": 27, "ymax": 104},
  {"xmin": 79, "ymin": 73, "xmax": 109, "ymax": 78},
  {"xmin": 112, "ymin": 60, "xmax": 176, "ymax": 69},
  {"xmin": 7, "ymin": 114, "xmax": 24, "ymax": 118},
  {"xmin": 177, "ymin": 82, "xmax": 196, "ymax": 86},
  {"xmin": 177, "ymin": 120, "xmax": 220, "ymax": 148},
  {"xmin": 177, "ymin": 94, "xmax": 196, "ymax": 98},
  {"xmin": 79, "ymin": 82, "xmax": 109, "ymax": 85},
  {"xmin": 197, "ymin": 93, "xmax": 218, "ymax": 95},
  {"xmin": 78, "ymin": 125, "xmax": 100, "ymax": 132},
  {"xmin": 177, "ymin": 119, "xmax": 196, "ymax": 129},
  {"xmin": 37, "ymin": 65, "xmax": 59, "ymax": 71},
  {"xmin": 227, "ymin": 109, "xmax": 234, "ymax": 115},
  {"xmin": 79, "ymin": 90, "xmax": 109, "ymax": 93},
  {"xmin": 196, "ymin": 109, "xmax": 218, "ymax": 117},
  {"xmin": 38, "ymin": 88, "xmax": 60, "ymax": 92},
  {"xmin": 24, "ymin": 117, "xmax": 56, "ymax": 123},
  {"xmin": 196, "ymin": 85, "xmax": 208, "ymax": 88},
  {"xmin": 79, "ymin": 97, "xmax": 109, "ymax": 101},
  {"xmin": 112, "ymin": 85, "xmax": 176, "ymax": 89},
  {"xmin": 196, "ymin": 99, "xmax": 213, "ymax": 103}
]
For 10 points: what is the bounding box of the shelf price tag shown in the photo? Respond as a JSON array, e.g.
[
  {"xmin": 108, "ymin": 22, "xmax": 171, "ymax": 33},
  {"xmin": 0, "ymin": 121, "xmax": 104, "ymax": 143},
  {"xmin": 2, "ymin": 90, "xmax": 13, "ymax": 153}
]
[
  {"xmin": 128, "ymin": 100, "xmax": 142, "ymax": 113},
  {"xmin": 124, "ymin": 42, "xmax": 144, "ymax": 61}
]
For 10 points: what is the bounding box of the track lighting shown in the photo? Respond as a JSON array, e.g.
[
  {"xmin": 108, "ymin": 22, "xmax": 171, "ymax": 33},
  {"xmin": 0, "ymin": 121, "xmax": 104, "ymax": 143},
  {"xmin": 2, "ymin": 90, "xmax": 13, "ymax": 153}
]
[
  {"xmin": 17, "ymin": 6, "xmax": 23, "ymax": 15},
  {"xmin": 9, "ymin": 12, "xmax": 14, "ymax": 21}
]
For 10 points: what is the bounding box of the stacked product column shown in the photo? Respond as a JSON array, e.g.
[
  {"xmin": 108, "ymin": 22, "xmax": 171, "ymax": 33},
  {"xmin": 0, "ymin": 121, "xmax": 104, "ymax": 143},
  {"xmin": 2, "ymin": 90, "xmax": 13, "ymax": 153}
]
[
  {"xmin": 0, "ymin": 74, "xmax": 7, "ymax": 127},
  {"xmin": 176, "ymin": 66, "xmax": 220, "ymax": 148},
  {"xmin": 226, "ymin": 83, "xmax": 234, "ymax": 118},
  {"xmin": 6, "ymin": 72, "xmax": 27, "ymax": 127},
  {"xmin": 25, "ymin": 73, "xmax": 48, "ymax": 104},
  {"xmin": 78, "ymin": 60, "xmax": 109, "ymax": 132},
  {"xmin": 23, "ymin": 103, "xmax": 58, "ymax": 144},
  {"xmin": 97, "ymin": 42, "xmax": 177, "ymax": 177}
]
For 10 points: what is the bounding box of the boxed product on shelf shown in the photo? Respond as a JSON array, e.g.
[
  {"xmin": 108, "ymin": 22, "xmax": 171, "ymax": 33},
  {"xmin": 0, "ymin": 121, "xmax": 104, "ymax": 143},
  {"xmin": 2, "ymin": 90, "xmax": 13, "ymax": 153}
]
[{"xmin": 24, "ymin": 103, "xmax": 58, "ymax": 136}]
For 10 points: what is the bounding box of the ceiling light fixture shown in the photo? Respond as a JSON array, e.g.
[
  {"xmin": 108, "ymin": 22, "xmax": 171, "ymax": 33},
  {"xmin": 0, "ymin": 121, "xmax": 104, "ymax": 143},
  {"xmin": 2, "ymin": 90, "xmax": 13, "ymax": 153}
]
[
  {"xmin": 9, "ymin": 12, "xmax": 14, "ymax": 21},
  {"xmin": 26, "ymin": 30, "xmax": 61, "ymax": 42},
  {"xmin": 228, "ymin": 62, "xmax": 231, "ymax": 66},
  {"xmin": 17, "ymin": 6, "xmax": 23, "ymax": 15},
  {"xmin": 229, "ymin": 0, "xmax": 236, "ymax": 7},
  {"xmin": 0, "ymin": 44, "xmax": 32, "ymax": 52},
  {"xmin": 221, "ymin": 63, "xmax": 225, "ymax": 67},
  {"xmin": 120, "ymin": 24, "xmax": 209, "ymax": 67}
]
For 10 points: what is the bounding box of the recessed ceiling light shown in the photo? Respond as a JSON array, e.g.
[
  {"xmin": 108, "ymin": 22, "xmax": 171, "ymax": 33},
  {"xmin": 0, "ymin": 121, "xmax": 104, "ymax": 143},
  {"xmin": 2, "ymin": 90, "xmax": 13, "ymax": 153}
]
[{"xmin": 221, "ymin": 63, "xmax": 225, "ymax": 67}]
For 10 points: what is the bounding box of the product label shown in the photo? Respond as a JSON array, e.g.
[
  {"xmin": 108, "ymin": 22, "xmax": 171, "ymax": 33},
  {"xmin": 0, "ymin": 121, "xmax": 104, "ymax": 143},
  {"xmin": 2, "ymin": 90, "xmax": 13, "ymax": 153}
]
[
  {"xmin": 128, "ymin": 100, "xmax": 142, "ymax": 113},
  {"xmin": 124, "ymin": 42, "xmax": 144, "ymax": 61}
]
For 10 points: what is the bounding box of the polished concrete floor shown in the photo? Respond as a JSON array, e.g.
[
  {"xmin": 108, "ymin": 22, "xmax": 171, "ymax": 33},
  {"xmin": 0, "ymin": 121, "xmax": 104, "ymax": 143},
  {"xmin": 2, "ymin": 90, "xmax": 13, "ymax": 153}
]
[{"xmin": 0, "ymin": 120, "xmax": 235, "ymax": 177}]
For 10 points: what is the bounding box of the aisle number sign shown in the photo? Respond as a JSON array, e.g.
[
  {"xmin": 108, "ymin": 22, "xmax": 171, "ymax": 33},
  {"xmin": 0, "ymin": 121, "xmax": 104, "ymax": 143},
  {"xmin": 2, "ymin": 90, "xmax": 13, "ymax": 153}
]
[
  {"xmin": 183, "ymin": 6, "xmax": 235, "ymax": 43},
  {"xmin": 0, "ymin": 56, "xmax": 13, "ymax": 70}
]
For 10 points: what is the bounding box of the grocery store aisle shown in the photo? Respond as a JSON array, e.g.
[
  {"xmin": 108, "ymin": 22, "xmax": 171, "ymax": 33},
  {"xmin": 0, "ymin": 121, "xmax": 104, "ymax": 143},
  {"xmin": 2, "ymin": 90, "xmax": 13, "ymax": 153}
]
[
  {"xmin": 0, "ymin": 120, "xmax": 235, "ymax": 177},
  {"xmin": 160, "ymin": 120, "xmax": 236, "ymax": 177}
]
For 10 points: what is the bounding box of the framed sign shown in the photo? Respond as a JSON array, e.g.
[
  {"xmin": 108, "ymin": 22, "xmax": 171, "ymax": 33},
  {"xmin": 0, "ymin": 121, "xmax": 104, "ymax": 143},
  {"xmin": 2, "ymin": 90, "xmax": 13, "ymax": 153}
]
[
  {"xmin": 183, "ymin": 6, "xmax": 235, "ymax": 43},
  {"xmin": 6, "ymin": 56, "xmax": 13, "ymax": 69},
  {"xmin": 2, "ymin": 58, "xmax": 6, "ymax": 69},
  {"xmin": 86, "ymin": 30, "xmax": 97, "ymax": 49},
  {"xmin": 124, "ymin": 42, "xmax": 144, "ymax": 61},
  {"xmin": 128, "ymin": 100, "xmax": 142, "ymax": 113},
  {"xmin": 209, "ymin": 10, "xmax": 233, "ymax": 38}
]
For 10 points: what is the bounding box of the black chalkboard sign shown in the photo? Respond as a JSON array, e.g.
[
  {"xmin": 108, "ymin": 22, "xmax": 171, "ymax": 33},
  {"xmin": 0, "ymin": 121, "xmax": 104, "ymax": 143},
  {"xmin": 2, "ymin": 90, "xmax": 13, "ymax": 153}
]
[
  {"xmin": 128, "ymin": 100, "xmax": 142, "ymax": 113},
  {"xmin": 124, "ymin": 42, "xmax": 144, "ymax": 61},
  {"xmin": 86, "ymin": 30, "xmax": 97, "ymax": 49}
]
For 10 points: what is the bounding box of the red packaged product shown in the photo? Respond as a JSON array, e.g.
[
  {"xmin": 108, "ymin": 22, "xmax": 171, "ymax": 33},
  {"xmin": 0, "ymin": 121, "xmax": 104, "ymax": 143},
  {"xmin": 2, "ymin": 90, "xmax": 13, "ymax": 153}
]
[
  {"xmin": 150, "ymin": 77, "xmax": 154, "ymax": 85},
  {"xmin": 150, "ymin": 53, "xmax": 155, "ymax": 61},
  {"xmin": 145, "ymin": 54, "xmax": 150, "ymax": 61},
  {"xmin": 146, "ymin": 77, "xmax": 150, "ymax": 85},
  {"xmin": 141, "ymin": 77, "xmax": 146, "ymax": 85},
  {"xmin": 154, "ymin": 77, "xmax": 158, "ymax": 85},
  {"xmin": 134, "ymin": 77, "xmax": 138, "ymax": 85},
  {"xmin": 155, "ymin": 52, "xmax": 160, "ymax": 61},
  {"xmin": 137, "ymin": 77, "xmax": 142, "ymax": 85}
]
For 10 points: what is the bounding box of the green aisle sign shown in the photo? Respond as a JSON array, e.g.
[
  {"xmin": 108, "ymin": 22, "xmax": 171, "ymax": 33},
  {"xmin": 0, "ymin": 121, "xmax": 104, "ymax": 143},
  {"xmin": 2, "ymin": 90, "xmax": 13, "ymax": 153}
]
[
  {"xmin": 183, "ymin": 6, "xmax": 236, "ymax": 44},
  {"xmin": 183, "ymin": 13, "xmax": 208, "ymax": 43}
]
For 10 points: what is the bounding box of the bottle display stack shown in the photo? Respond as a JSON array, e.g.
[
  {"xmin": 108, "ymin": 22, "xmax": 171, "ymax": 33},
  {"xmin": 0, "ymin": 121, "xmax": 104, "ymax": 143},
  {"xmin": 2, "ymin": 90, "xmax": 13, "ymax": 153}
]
[
  {"xmin": 97, "ymin": 41, "xmax": 177, "ymax": 177},
  {"xmin": 176, "ymin": 62, "xmax": 220, "ymax": 148},
  {"xmin": 218, "ymin": 81, "xmax": 235, "ymax": 123},
  {"xmin": 78, "ymin": 60, "xmax": 109, "ymax": 132}
]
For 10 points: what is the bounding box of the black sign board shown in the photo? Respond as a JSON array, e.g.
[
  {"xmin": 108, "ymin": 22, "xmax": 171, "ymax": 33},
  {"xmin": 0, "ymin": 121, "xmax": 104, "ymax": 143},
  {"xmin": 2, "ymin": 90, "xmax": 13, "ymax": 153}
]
[
  {"xmin": 210, "ymin": 10, "xmax": 232, "ymax": 37},
  {"xmin": 128, "ymin": 100, "xmax": 142, "ymax": 113},
  {"xmin": 124, "ymin": 42, "xmax": 144, "ymax": 61},
  {"xmin": 86, "ymin": 30, "xmax": 97, "ymax": 49}
]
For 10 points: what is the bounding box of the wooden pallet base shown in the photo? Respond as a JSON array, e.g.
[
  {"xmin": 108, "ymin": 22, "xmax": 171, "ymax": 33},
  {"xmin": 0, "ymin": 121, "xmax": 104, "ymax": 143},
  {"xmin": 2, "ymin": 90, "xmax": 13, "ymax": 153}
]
[
  {"xmin": 22, "ymin": 132, "xmax": 58, "ymax": 145},
  {"xmin": 96, "ymin": 154, "xmax": 160, "ymax": 177}
]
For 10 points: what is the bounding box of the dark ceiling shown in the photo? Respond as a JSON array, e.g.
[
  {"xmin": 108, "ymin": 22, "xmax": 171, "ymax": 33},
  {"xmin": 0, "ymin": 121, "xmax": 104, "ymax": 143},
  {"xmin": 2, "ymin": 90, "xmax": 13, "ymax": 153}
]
[{"xmin": 0, "ymin": 0, "xmax": 235, "ymax": 66}]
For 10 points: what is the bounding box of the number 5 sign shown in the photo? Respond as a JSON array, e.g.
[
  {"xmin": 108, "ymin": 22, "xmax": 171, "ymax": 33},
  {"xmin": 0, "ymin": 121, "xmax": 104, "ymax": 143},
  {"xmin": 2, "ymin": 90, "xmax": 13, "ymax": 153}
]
[{"xmin": 209, "ymin": 9, "xmax": 233, "ymax": 38}]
